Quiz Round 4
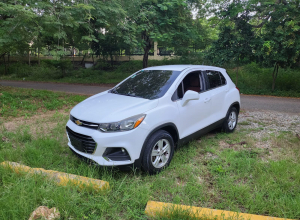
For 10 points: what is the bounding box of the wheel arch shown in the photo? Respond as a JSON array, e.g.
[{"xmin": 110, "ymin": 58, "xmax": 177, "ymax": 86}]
[
  {"xmin": 133, "ymin": 123, "xmax": 179, "ymax": 169},
  {"xmin": 229, "ymin": 101, "xmax": 240, "ymax": 114}
]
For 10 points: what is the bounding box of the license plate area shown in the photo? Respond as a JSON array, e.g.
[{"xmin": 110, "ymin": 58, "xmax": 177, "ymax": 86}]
[{"xmin": 69, "ymin": 135, "xmax": 85, "ymax": 152}]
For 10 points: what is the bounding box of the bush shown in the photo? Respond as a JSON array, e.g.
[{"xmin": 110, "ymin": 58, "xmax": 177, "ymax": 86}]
[
  {"xmin": 227, "ymin": 63, "xmax": 300, "ymax": 96},
  {"xmin": 42, "ymin": 59, "xmax": 73, "ymax": 78},
  {"xmin": 115, "ymin": 60, "xmax": 142, "ymax": 73},
  {"xmin": 94, "ymin": 59, "xmax": 112, "ymax": 70}
]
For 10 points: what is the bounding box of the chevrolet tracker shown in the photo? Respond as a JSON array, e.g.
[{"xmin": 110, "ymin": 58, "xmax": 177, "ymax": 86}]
[{"xmin": 66, "ymin": 65, "xmax": 240, "ymax": 174}]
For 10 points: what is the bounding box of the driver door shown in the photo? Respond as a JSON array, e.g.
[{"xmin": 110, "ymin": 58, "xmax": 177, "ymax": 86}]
[{"xmin": 174, "ymin": 70, "xmax": 212, "ymax": 139}]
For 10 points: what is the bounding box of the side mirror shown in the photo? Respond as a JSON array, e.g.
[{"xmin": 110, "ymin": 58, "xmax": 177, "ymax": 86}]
[{"xmin": 181, "ymin": 90, "xmax": 199, "ymax": 107}]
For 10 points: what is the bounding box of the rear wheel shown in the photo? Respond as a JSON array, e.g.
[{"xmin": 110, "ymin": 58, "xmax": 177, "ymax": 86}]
[
  {"xmin": 222, "ymin": 107, "xmax": 238, "ymax": 133},
  {"xmin": 141, "ymin": 130, "xmax": 174, "ymax": 175}
]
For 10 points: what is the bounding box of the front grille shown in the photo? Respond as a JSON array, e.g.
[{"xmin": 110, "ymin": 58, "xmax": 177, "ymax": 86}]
[
  {"xmin": 66, "ymin": 126, "xmax": 97, "ymax": 154},
  {"xmin": 70, "ymin": 115, "xmax": 99, "ymax": 130}
]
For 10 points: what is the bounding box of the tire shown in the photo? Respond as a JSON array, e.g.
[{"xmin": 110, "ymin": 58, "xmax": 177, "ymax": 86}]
[
  {"xmin": 141, "ymin": 130, "xmax": 175, "ymax": 175},
  {"xmin": 222, "ymin": 107, "xmax": 238, "ymax": 133}
]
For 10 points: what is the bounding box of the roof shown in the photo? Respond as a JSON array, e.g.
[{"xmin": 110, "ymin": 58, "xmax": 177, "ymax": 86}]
[{"xmin": 144, "ymin": 65, "xmax": 225, "ymax": 72}]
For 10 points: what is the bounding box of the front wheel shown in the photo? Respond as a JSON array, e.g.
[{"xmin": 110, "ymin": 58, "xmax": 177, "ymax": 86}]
[
  {"xmin": 222, "ymin": 107, "xmax": 238, "ymax": 133},
  {"xmin": 141, "ymin": 130, "xmax": 175, "ymax": 175}
]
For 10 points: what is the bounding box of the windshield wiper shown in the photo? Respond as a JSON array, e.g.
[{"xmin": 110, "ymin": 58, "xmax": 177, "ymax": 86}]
[
  {"xmin": 124, "ymin": 93, "xmax": 143, "ymax": 98},
  {"xmin": 110, "ymin": 90, "xmax": 143, "ymax": 98},
  {"xmin": 125, "ymin": 93, "xmax": 137, "ymax": 97},
  {"xmin": 110, "ymin": 89, "xmax": 118, "ymax": 94}
]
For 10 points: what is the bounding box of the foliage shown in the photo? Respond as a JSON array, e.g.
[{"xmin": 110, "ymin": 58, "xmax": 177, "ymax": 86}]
[
  {"xmin": 123, "ymin": 0, "xmax": 201, "ymax": 67},
  {"xmin": 205, "ymin": 0, "xmax": 300, "ymax": 89},
  {"xmin": 227, "ymin": 63, "xmax": 300, "ymax": 97},
  {"xmin": 1, "ymin": 0, "xmax": 300, "ymax": 94},
  {"xmin": 0, "ymin": 0, "xmax": 38, "ymax": 56},
  {"xmin": 0, "ymin": 0, "xmax": 127, "ymax": 62}
]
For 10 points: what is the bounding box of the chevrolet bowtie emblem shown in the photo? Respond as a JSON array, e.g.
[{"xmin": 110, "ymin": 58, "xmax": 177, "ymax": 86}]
[{"xmin": 75, "ymin": 120, "xmax": 83, "ymax": 126}]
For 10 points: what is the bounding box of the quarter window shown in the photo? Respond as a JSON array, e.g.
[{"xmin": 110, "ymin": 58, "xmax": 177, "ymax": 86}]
[
  {"xmin": 220, "ymin": 72, "xmax": 226, "ymax": 85},
  {"xmin": 206, "ymin": 71, "xmax": 226, "ymax": 89}
]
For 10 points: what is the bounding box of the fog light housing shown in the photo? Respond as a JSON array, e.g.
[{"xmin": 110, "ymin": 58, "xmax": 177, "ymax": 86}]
[{"xmin": 103, "ymin": 148, "xmax": 131, "ymax": 161}]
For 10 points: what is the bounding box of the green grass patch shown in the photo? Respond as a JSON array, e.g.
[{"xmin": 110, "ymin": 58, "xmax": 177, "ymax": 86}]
[
  {"xmin": 0, "ymin": 86, "xmax": 87, "ymax": 118},
  {"xmin": 0, "ymin": 88, "xmax": 300, "ymax": 219}
]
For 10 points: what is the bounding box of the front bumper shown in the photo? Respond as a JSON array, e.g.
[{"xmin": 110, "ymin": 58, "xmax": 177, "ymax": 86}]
[{"xmin": 66, "ymin": 120, "xmax": 149, "ymax": 166}]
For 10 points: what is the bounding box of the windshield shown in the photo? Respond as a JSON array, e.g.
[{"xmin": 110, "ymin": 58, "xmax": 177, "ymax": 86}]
[{"xmin": 110, "ymin": 70, "xmax": 181, "ymax": 100}]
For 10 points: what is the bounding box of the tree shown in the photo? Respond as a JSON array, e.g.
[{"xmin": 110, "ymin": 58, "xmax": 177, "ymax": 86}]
[
  {"xmin": 0, "ymin": 0, "xmax": 38, "ymax": 73},
  {"xmin": 207, "ymin": 2, "xmax": 256, "ymax": 85},
  {"xmin": 205, "ymin": 0, "xmax": 300, "ymax": 88},
  {"xmin": 257, "ymin": 1, "xmax": 300, "ymax": 91},
  {"xmin": 124, "ymin": 0, "xmax": 200, "ymax": 68},
  {"xmin": 90, "ymin": 0, "xmax": 132, "ymax": 67}
]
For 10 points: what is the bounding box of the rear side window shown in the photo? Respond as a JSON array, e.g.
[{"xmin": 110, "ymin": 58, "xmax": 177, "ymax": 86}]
[
  {"xmin": 206, "ymin": 71, "xmax": 226, "ymax": 89},
  {"xmin": 220, "ymin": 72, "xmax": 226, "ymax": 85}
]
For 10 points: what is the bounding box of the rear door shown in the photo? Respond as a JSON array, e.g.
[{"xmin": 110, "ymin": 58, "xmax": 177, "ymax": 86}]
[{"xmin": 204, "ymin": 70, "xmax": 229, "ymax": 121}]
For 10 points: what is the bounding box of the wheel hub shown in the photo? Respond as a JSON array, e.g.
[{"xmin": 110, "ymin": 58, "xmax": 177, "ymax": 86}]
[
  {"xmin": 228, "ymin": 111, "xmax": 237, "ymax": 130},
  {"xmin": 151, "ymin": 139, "xmax": 171, "ymax": 168}
]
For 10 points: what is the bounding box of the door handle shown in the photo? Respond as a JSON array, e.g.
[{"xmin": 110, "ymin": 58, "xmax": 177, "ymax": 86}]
[{"xmin": 204, "ymin": 98, "xmax": 211, "ymax": 103}]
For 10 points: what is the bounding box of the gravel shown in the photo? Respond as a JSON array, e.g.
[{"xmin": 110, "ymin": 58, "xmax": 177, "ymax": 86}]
[{"xmin": 237, "ymin": 110, "xmax": 300, "ymax": 140}]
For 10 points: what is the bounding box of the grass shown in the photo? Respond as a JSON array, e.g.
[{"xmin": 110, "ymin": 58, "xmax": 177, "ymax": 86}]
[
  {"xmin": 0, "ymin": 87, "xmax": 300, "ymax": 219},
  {"xmin": 0, "ymin": 86, "xmax": 87, "ymax": 118},
  {"xmin": 1, "ymin": 60, "xmax": 300, "ymax": 97}
]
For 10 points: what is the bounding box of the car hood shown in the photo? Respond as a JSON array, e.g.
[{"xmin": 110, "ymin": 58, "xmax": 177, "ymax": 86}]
[{"xmin": 70, "ymin": 92, "xmax": 158, "ymax": 123}]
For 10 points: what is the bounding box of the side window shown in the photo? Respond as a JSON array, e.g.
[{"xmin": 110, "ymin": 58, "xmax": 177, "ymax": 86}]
[
  {"xmin": 172, "ymin": 71, "xmax": 203, "ymax": 101},
  {"xmin": 206, "ymin": 71, "xmax": 222, "ymax": 89},
  {"xmin": 219, "ymin": 72, "xmax": 226, "ymax": 85}
]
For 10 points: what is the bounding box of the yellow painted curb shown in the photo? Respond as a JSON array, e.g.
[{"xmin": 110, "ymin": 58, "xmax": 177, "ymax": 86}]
[
  {"xmin": 1, "ymin": 161, "xmax": 109, "ymax": 192},
  {"xmin": 145, "ymin": 201, "xmax": 293, "ymax": 220}
]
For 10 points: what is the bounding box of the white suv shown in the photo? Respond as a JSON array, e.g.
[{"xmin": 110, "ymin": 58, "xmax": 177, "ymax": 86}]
[{"xmin": 66, "ymin": 65, "xmax": 240, "ymax": 174}]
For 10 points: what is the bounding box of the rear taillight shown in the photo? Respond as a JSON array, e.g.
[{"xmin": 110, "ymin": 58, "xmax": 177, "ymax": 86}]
[{"xmin": 236, "ymin": 87, "xmax": 240, "ymax": 92}]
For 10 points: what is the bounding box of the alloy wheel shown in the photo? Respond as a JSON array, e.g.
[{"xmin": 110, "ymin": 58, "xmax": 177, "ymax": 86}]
[
  {"xmin": 151, "ymin": 139, "xmax": 171, "ymax": 168},
  {"xmin": 228, "ymin": 111, "xmax": 237, "ymax": 130}
]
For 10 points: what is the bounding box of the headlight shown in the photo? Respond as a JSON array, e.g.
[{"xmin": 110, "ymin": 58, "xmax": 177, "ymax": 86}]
[{"xmin": 99, "ymin": 114, "xmax": 146, "ymax": 132}]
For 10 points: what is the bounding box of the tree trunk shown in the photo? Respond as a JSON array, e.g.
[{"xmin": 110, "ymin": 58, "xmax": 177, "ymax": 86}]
[
  {"xmin": 38, "ymin": 47, "xmax": 40, "ymax": 66},
  {"xmin": 7, "ymin": 52, "xmax": 10, "ymax": 66},
  {"xmin": 72, "ymin": 46, "xmax": 75, "ymax": 68},
  {"xmin": 92, "ymin": 54, "xmax": 96, "ymax": 69},
  {"xmin": 81, "ymin": 54, "xmax": 86, "ymax": 66},
  {"xmin": 28, "ymin": 49, "xmax": 31, "ymax": 65},
  {"xmin": 3, "ymin": 54, "xmax": 7, "ymax": 75},
  {"xmin": 7, "ymin": 53, "xmax": 10, "ymax": 73},
  {"xmin": 236, "ymin": 65, "xmax": 239, "ymax": 86},
  {"xmin": 275, "ymin": 64, "xmax": 279, "ymax": 89},
  {"xmin": 142, "ymin": 32, "xmax": 152, "ymax": 68},
  {"xmin": 143, "ymin": 45, "xmax": 151, "ymax": 68},
  {"xmin": 110, "ymin": 53, "xmax": 114, "ymax": 67},
  {"xmin": 272, "ymin": 62, "xmax": 278, "ymax": 92}
]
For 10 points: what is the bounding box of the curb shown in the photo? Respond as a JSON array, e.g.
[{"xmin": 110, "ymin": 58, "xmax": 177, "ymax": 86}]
[
  {"xmin": 1, "ymin": 161, "xmax": 109, "ymax": 192},
  {"xmin": 145, "ymin": 201, "xmax": 292, "ymax": 220}
]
